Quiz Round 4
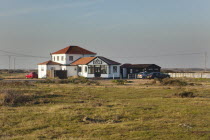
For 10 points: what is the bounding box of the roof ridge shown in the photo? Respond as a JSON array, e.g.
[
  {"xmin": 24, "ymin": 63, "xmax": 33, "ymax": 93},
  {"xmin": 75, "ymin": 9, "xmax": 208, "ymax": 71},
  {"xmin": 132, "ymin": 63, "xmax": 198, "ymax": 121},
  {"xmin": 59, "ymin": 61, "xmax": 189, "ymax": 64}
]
[{"xmin": 51, "ymin": 45, "xmax": 96, "ymax": 55}]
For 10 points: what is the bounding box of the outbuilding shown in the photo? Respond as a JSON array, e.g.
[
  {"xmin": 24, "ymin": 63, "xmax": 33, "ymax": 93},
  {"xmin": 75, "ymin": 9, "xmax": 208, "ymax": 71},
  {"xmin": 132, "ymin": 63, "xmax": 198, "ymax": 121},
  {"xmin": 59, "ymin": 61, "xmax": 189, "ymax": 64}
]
[{"xmin": 121, "ymin": 64, "xmax": 161, "ymax": 78}]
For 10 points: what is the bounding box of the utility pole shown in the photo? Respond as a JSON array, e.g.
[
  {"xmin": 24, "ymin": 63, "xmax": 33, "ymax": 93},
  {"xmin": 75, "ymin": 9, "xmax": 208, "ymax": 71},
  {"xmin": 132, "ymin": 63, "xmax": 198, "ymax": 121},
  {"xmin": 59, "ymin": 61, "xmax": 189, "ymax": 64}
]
[
  {"xmin": 205, "ymin": 52, "xmax": 207, "ymax": 72},
  {"xmin": 14, "ymin": 57, "xmax": 16, "ymax": 72},
  {"xmin": 8, "ymin": 55, "xmax": 11, "ymax": 73}
]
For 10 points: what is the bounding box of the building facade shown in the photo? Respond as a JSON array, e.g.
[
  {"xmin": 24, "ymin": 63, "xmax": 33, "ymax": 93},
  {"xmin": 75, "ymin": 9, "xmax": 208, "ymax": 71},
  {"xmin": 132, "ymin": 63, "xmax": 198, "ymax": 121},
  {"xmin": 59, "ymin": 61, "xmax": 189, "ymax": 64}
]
[
  {"xmin": 121, "ymin": 64, "xmax": 161, "ymax": 78},
  {"xmin": 38, "ymin": 46, "xmax": 121, "ymax": 79}
]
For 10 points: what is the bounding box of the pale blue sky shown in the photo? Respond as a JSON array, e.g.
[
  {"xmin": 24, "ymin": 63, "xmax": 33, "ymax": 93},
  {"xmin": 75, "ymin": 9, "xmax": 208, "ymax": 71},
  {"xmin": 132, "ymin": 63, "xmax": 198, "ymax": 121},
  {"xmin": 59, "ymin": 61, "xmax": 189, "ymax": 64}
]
[{"xmin": 0, "ymin": 0, "xmax": 210, "ymax": 69}]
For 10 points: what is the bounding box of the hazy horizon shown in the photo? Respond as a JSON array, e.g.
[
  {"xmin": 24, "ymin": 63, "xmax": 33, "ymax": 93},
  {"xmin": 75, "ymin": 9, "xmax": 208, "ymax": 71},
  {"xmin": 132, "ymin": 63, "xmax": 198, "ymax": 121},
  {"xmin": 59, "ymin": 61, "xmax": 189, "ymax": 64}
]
[{"xmin": 0, "ymin": 0, "xmax": 210, "ymax": 69}]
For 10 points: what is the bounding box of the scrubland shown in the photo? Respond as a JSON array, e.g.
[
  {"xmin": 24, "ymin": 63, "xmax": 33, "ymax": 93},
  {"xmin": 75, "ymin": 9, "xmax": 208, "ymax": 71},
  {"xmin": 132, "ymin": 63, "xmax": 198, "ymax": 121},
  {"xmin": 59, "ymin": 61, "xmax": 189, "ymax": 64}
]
[{"xmin": 1, "ymin": 77, "xmax": 210, "ymax": 139}]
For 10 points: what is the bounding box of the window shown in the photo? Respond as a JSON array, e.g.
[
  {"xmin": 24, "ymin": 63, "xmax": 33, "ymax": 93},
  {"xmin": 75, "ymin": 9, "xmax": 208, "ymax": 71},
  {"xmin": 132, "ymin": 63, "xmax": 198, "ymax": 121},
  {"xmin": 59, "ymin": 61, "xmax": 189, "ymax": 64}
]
[
  {"xmin": 51, "ymin": 67, "xmax": 54, "ymax": 70},
  {"xmin": 69, "ymin": 56, "xmax": 73, "ymax": 61},
  {"xmin": 101, "ymin": 65, "xmax": 107, "ymax": 74},
  {"xmin": 41, "ymin": 67, "xmax": 44, "ymax": 71},
  {"xmin": 53, "ymin": 56, "xmax": 55, "ymax": 61},
  {"xmin": 78, "ymin": 66, "xmax": 82, "ymax": 72},
  {"xmin": 88, "ymin": 66, "xmax": 94, "ymax": 74},
  {"xmin": 61, "ymin": 56, "xmax": 64, "ymax": 61},
  {"xmin": 130, "ymin": 69, "xmax": 133, "ymax": 73},
  {"xmin": 113, "ymin": 66, "xmax": 118, "ymax": 73},
  {"xmin": 85, "ymin": 66, "xmax": 87, "ymax": 73},
  {"xmin": 57, "ymin": 56, "xmax": 59, "ymax": 61}
]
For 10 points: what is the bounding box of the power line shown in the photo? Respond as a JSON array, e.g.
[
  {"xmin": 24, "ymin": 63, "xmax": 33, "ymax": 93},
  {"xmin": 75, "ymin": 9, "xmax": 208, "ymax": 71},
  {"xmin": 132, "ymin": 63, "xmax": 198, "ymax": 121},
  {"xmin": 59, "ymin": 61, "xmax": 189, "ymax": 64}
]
[
  {"xmin": 107, "ymin": 52, "xmax": 203, "ymax": 59},
  {"xmin": 0, "ymin": 49, "xmax": 48, "ymax": 58}
]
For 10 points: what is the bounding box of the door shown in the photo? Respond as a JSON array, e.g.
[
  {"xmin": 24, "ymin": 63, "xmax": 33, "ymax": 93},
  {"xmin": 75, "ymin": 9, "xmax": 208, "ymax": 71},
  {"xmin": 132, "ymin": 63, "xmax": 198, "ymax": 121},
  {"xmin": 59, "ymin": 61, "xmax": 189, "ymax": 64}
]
[{"xmin": 94, "ymin": 65, "xmax": 101, "ymax": 77}]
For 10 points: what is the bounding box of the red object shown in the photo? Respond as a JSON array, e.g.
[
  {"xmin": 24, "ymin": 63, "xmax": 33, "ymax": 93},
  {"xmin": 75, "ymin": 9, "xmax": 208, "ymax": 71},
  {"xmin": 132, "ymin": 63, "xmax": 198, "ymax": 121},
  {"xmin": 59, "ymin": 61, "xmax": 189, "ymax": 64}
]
[{"xmin": 26, "ymin": 72, "xmax": 38, "ymax": 79}]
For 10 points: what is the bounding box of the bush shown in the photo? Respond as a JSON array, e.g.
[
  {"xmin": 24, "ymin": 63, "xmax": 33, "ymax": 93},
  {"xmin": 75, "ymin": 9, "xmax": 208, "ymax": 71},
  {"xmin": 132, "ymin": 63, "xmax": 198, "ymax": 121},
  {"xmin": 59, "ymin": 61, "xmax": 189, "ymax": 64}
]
[
  {"xmin": 36, "ymin": 79, "xmax": 55, "ymax": 84},
  {"xmin": 0, "ymin": 81, "xmax": 32, "ymax": 87},
  {"xmin": 37, "ymin": 77, "xmax": 92, "ymax": 85},
  {"xmin": 153, "ymin": 78, "xmax": 189, "ymax": 86},
  {"xmin": 175, "ymin": 91, "xmax": 195, "ymax": 98},
  {"xmin": 112, "ymin": 79, "xmax": 127, "ymax": 85},
  {"xmin": 68, "ymin": 77, "xmax": 89, "ymax": 84},
  {"xmin": 86, "ymin": 80, "xmax": 100, "ymax": 86},
  {"xmin": 1, "ymin": 90, "xmax": 33, "ymax": 106}
]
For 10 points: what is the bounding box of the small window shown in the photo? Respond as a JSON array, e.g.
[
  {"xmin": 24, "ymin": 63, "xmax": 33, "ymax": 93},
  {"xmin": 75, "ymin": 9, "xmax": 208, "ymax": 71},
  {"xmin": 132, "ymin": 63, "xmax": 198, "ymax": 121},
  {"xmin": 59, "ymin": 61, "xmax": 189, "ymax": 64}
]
[
  {"xmin": 41, "ymin": 67, "xmax": 44, "ymax": 71},
  {"xmin": 57, "ymin": 56, "xmax": 59, "ymax": 61},
  {"xmin": 85, "ymin": 66, "xmax": 87, "ymax": 73},
  {"xmin": 78, "ymin": 66, "xmax": 82, "ymax": 72},
  {"xmin": 53, "ymin": 56, "xmax": 55, "ymax": 61},
  {"xmin": 61, "ymin": 56, "xmax": 64, "ymax": 61},
  {"xmin": 130, "ymin": 69, "xmax": 133, "ymax": 73},
  {"xmin": 51, "ymin": 67, "xmax": 54, "ymax": 70},
  {"xmin": 113, "ymin": 66, "xmax": 118, "ymax": 73},
  {"xmin": 69, "ymin": 56, "xmax": 73, "ymax": 61}
]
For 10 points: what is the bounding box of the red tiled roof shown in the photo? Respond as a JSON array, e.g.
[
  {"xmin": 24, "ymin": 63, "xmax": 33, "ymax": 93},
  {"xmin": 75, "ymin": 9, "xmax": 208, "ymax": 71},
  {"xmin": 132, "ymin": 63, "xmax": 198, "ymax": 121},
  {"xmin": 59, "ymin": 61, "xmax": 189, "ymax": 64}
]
[
  {"xmin": 71, "ymin": 57, "xmax": 96, "ymax": 65},
  {"xmin": 71, "ymin": 56, "xmax": 121, "ymax": 65},
  {"xmin": 38, "ymin": 60, "xmax": 61, "ymax": 65},
  {"xmin": 51, "ymin": 46, "xmax": 96, "ymax": 55}
]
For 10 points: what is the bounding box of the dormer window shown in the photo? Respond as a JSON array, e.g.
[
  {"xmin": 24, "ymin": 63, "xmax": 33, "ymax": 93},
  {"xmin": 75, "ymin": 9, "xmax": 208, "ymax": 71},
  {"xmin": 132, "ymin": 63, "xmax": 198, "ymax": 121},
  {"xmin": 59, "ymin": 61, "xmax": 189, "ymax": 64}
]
[{"xmin": 69, "ymin": 56, "xmax": 73, "ymax": 61}]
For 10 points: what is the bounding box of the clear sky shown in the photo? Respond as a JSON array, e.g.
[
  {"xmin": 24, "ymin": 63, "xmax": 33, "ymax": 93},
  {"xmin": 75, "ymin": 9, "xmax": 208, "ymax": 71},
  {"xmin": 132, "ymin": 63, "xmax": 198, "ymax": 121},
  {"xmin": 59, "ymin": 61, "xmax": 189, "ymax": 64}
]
[{"xmin": 0, "ymin": 0, "xmax": 210, "ymax": 69}]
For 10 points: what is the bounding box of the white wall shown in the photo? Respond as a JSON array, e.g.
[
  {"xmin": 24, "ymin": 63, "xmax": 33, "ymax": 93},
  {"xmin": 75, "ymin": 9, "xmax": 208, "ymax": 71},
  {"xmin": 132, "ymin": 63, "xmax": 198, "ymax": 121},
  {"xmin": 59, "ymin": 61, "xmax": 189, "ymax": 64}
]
[
  {"xmin": 108, "ymin": 65, "xmax": 121, "ymax": 78},
  {"xmin": 38, "ymin": 65, "xmax": 61, "ymax": 78},
  {"xmin": 52, "ymin": 54, "xmax": 96, "ymax": 65},
  {"xmin": 78, "ymin": 65, "xmax": 88, "ymax": 77},
  {"xmin": 62, "ymin": 66, "xmax": 78, "ymax": 77},
  {"xmin": 38, "ymin": 65, "xmax": 47, "ymax": 78},
  {"xmin": 51, "ymin": 54, "xmax": 66, "ymax": 64},
  {"xmin": 77, "ymin": 64, "xmax": 120, "ymax": 78}
]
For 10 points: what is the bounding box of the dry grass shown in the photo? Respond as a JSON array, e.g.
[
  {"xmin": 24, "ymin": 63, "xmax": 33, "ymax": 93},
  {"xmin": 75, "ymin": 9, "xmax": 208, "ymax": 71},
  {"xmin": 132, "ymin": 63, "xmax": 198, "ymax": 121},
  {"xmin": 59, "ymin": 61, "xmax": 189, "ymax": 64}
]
[{"xmin": 0, "ymin": 78, "xmax": 210, "ymax": 139}]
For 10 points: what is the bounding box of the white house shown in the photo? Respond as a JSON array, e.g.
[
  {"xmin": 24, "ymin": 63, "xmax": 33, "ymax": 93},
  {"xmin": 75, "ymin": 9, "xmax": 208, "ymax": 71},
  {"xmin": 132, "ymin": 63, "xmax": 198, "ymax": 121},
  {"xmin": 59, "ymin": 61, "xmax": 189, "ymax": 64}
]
[{"xmin": 38, "ymin": 46, "xmax": 121, "ymax": 78}]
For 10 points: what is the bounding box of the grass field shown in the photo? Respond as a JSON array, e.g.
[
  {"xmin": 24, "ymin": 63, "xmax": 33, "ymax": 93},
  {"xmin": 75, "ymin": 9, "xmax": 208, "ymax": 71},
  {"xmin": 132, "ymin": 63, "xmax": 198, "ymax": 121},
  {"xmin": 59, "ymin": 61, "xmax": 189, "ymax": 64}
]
[{"xmin": 1, "ymin": 78, "xmax": 210, "ymax": 139}]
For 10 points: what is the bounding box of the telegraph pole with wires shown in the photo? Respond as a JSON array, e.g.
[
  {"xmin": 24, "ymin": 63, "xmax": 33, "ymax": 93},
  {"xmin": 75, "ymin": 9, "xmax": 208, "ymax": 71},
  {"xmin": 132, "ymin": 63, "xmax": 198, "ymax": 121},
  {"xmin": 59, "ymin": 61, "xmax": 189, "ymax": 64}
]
[
  {"xmin": 14, "ymin": 57, "xmax": 16, "ymax": 72},
  {"xmin": 204, "ymin": 52, "xmax": 207, "ymax": 72},
  {"xmin": 8, "ymin": 55, "xmax": 11, "ymax": 73}
]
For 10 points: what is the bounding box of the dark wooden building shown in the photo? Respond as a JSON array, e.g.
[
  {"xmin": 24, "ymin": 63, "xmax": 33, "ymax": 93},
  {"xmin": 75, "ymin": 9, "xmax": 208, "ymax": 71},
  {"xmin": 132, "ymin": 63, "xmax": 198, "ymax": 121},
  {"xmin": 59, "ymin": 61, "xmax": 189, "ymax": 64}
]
[{"xmin": 121, "ymin": 64, "xmax": 161, "ymax": 78}]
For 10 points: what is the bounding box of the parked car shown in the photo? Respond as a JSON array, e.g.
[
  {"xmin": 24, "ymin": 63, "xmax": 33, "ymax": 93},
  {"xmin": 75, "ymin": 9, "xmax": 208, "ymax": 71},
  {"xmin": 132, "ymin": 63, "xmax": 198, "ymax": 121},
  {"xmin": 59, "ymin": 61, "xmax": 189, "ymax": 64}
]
[
  {"xmin": 147, "ymin": 72, "xmax": 170, "ymax": 79},
  {"xmin": 137, "ymin": 72, "xmax": 150, "ymax": 79},
  {"xmin": 26, "ymin": 72, "xmax": 38, "ymax": 79}
]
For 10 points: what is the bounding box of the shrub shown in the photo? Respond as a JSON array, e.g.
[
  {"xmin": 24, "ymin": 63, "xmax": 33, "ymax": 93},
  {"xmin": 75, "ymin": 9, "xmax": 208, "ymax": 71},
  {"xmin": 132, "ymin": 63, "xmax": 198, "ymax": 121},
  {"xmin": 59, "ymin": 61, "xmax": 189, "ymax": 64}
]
[
  {"xmin": 86, "ymin": 80, "xmax": 100, "ymax": 86},
  {"xmin": 36, "ymin": 79, "xmax": 56, "ymax": 84},
  {"xmin": 112, "ymin": 79, "xmax": 127, "ymax": 85},
  {"xmin": 68, "ymin": 77, "xmax": 89, "ymax": 84},
  {"xmin": 1, "ymin": 90, "xmax": 33, "ymax": 106},
  {"xmin": 175, "ymin": 91, "xmax": 195, "ymax": 98},
  {"xmin": 0, "ymin": 81, "xmax": 32, "ymax": 87},
  {"xmin": 160, "ymin": 78, "xmax": 188, "ymax": 86}
]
